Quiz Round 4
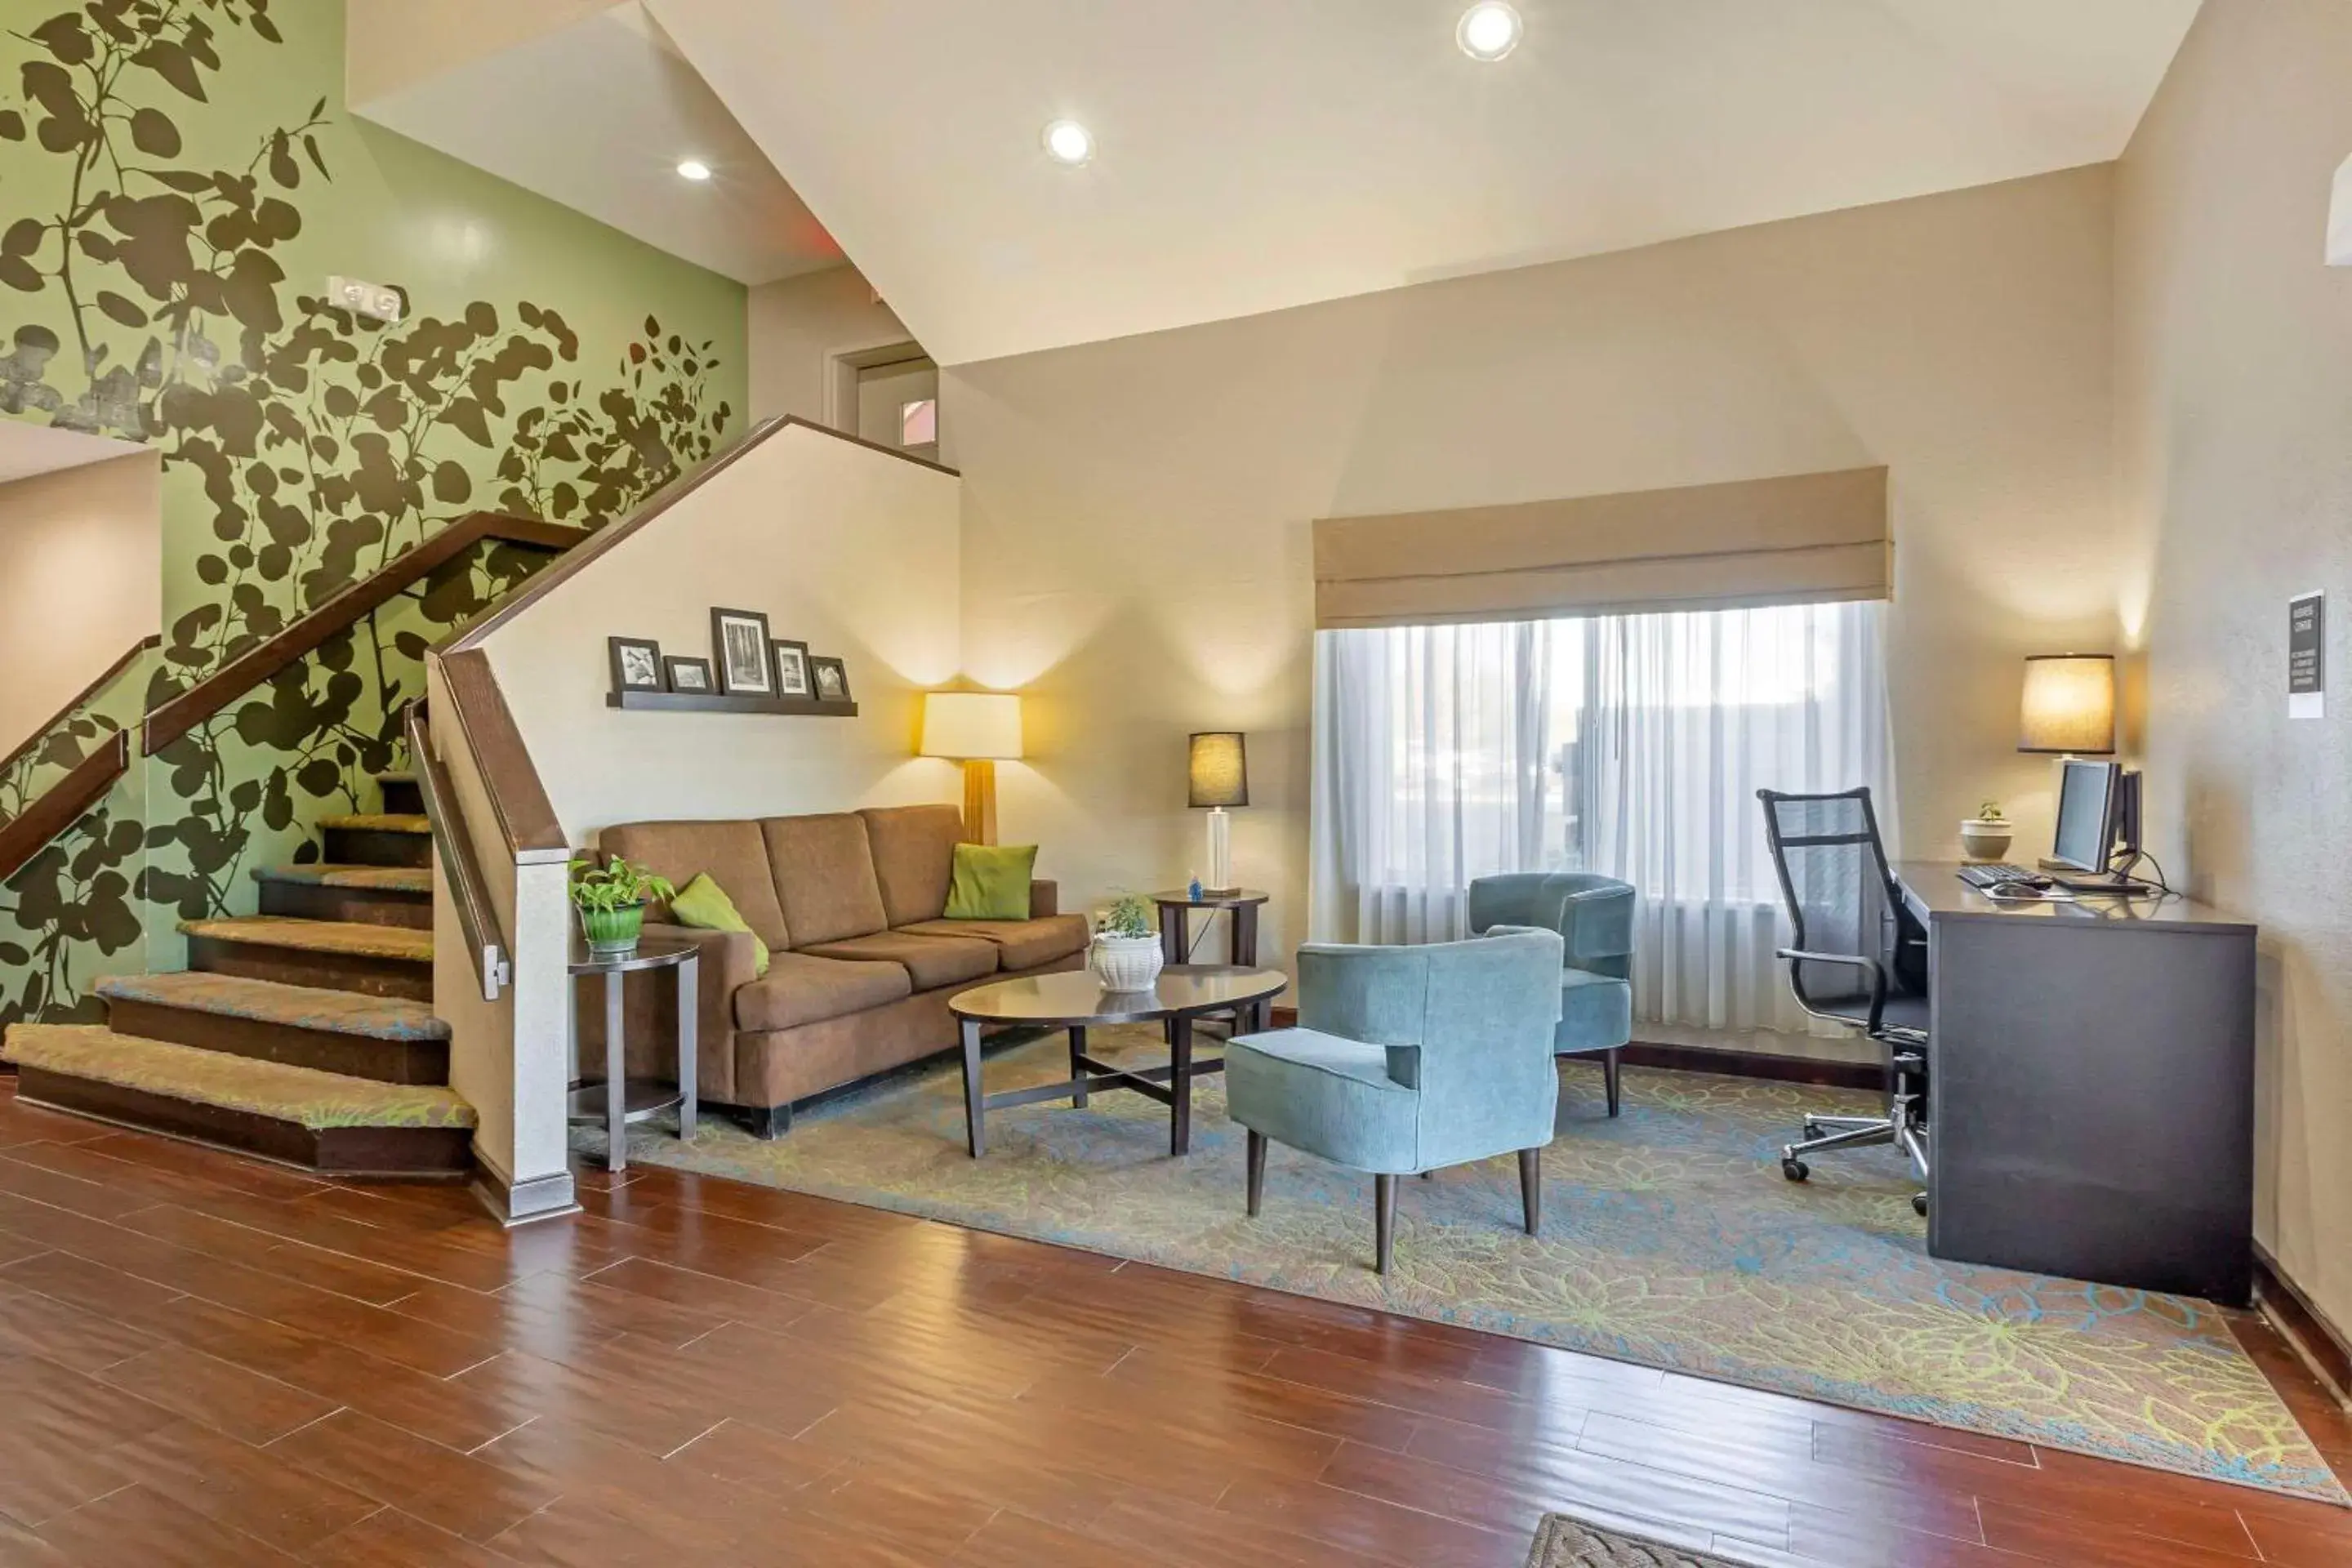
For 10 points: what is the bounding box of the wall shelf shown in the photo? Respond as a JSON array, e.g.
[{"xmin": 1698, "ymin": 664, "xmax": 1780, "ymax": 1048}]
[{"xmin": 607, "ymin": 690, "xmax": 860, "ymax": 717}]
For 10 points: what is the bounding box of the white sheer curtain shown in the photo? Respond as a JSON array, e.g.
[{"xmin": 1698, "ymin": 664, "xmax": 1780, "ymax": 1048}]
[{"xmin": 1310, "ymin": 600, "xmax": 1894, "ymax": 1036}]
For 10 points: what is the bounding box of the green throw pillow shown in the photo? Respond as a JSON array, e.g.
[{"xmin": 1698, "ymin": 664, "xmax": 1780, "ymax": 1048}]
[
  {"xmin": 944, "ymin": 843, "xmax": 1036, "ymax": 921},
  {"xmin": 669, "ymin": 872, "xmax": 771, "ymax": 977}
]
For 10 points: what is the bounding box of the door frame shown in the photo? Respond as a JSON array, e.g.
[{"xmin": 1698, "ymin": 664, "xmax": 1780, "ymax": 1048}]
[{"xmin": 824, "ymin": 337, "xmax": 933, "ymax": 438}]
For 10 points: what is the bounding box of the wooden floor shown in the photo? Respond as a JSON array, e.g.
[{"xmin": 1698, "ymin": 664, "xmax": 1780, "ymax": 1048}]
[{"xmin": 0, "ymin": 1080, "xmax": 2345, "ymax": 1566}]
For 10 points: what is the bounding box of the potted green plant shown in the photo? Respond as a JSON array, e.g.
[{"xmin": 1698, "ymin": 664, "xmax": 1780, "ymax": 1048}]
[
  {"xmin": 1089, "ymin": 892, "xmax": 1164, "ymax": 991},
  {"xmin": 1960, "ymin": 800, "xmax": 2013, "ymax": 862},
  {"xmin": 569, "ymin": 855, "xmax": 675, "ymax": 957}
]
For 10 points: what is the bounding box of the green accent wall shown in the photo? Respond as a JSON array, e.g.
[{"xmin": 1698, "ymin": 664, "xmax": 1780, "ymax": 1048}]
[{"xmin": 0, "ymin": 0, "xmax": 746, "ymax": 1024}]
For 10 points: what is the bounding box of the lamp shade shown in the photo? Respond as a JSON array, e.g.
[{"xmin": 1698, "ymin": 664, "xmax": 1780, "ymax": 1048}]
[
  {"xmin": 1187, "ymin": 732, "xmax": 1248, "ymax": 808},
  {"xmin": 920, "ymin": 692, "xmax": 1022, "ymax": 760},
  {"xmin": 2017, "ymin": 654, "xmax": 2116, "ymax": 755}
]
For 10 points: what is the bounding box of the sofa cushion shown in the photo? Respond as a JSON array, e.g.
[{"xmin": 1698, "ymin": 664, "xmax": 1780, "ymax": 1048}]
[
  {"xmin": 799, "ymin": 930, "xmax": 999, "ymax": 991},
  {"xmin": 733, "ymin": 952, "xmax": 911, "ymax": 1032},
  {"xmin": 858, "ymin": 804, "xmax": 966, "ymax": 927},
  {"xmin": 899, "ymin": 913, "xmax": 1089, "ymax": 971},
  {"xmin": 761, "ymin": 813, "xmax": 889, "ymax": 947},
  {"xmin": 599, "ymin": 821, "xmax": 791, "ymax": 950}
]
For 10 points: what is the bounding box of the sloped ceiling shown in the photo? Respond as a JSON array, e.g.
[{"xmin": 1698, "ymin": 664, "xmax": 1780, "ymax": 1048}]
[{"xmin": 645, "ymin": 0, "xmax": 2201, "ymax": 363}]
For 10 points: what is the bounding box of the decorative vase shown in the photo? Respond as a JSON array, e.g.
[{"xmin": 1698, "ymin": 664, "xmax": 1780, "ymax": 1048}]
[
  {"xmin": 578, "ymin": 902, "xmax": 647, "ymax": 957},
  {"xmin": 1089, "ymin": 933, "xmax": 1164, "ymax": 992},
  {"xmin": 1958, "ymin": 818, "xmax": 2014, "ymax": 862}
]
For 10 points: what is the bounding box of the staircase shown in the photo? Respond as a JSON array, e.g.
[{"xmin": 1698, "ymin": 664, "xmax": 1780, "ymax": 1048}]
[{"xmin": 2, "ymin": 771, "xmax": 476, "ymax": 1177}]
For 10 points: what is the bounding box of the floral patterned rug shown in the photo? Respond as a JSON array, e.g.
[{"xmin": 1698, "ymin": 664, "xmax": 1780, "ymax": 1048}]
[{"xmin": 577, "ymin": 1027, "xmax": 2345, "ymax": 1502}]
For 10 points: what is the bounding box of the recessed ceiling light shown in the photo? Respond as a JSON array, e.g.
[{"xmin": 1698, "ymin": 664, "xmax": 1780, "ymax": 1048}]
[
  {"xmin": 676, "ymin": 159, "xmax": 713, "ymax": 181},
  {"xmin": 1041, "ymin": 119, "xmax": 1094, "ymax": 167},
  {"xmin": 1457, "ymin": 2, "xmax": 1522, "ymax": 61}
]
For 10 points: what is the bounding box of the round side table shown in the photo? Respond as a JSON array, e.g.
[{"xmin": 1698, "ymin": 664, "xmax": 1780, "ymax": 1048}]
[
  {"xmin": 1151, "ymin": 889, "xmax": 1270, "ymax": 967},
  {"xmin": 568, "ymin": 937, "xmax": 698, "ymax": 1172}
]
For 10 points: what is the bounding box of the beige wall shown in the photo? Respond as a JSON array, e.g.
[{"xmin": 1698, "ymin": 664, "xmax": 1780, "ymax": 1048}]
[
  {"xmin": 346, "ymin": 0, "xmax": 618, "ymax": 107},
  {"xmin": 924, "ymin": 166, "xmax": 2123, "ymax": 976},
  {"xmin": 0, "ymin": 450, "xmax": 162, "ymax": 757},
  {"xmin": 748, "ymin": 265, "xmax": 917, "ymax": 427},
  {"xmin": 2116, "ymin": 0, "xmax": 2352, "ymax": 1332},
  {"xmin": 479, "ymin": 421, "xmax": 964, "ymax": 843}
]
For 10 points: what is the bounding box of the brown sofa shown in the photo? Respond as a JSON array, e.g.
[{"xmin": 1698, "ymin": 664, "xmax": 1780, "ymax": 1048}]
[{"xmin": 584, "ymin": 804, "xmax": 1089, "ymax": 1135}]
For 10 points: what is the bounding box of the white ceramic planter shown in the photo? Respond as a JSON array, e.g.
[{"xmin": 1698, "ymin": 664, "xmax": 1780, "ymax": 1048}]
[
  {"xmin": 1089, "ymin": 933, "xmax": 1164, "ymax": 991},
  {"xmin": 1959, "ymin": 818, "xmax": 2014, "ymax": 862}
]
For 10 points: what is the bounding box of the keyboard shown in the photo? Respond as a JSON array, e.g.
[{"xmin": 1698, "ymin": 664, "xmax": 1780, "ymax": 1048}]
[{"xmin": 1957, "ymin": 862, "xmax": 2051, "ymax": 892}]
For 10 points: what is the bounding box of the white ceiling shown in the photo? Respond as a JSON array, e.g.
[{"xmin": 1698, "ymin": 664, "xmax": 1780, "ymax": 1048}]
[
  {"xmin": 0, "ymin": 423, "xmax": 146, "ymax": 488},
  {"xmin": 352, "ymin": 2, "xmax": 842, "ymax": 285},
  {"xmin": 645, "ymin": 0, "xmax": 2203, "ymax": 363}
]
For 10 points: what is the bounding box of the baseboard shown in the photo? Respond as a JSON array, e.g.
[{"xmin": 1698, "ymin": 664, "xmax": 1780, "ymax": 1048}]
[
  {"xmin": 1621, "ymin": 1040, "xmax": 1883, "ymax": 1092},
  {"xmin": 2253, "ymin": 1242, "xmax": 2352, "ymax": 1407},
  {"xmin": 472, "ymin": 1152, "xmax": 580, "ymax": 1227},
  {"xmin": 1270, "ymin": 1004, "xmax": 1297, "ymax": 1029}
]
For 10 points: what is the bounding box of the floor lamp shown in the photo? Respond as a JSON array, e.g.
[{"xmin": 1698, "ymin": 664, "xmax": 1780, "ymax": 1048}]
[{"xmin": 920, "ymin": 691, "xmax": 1023, "ymax": 844}]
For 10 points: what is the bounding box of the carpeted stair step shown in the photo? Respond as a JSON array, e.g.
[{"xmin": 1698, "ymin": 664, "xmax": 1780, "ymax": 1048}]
[
  {"xmin": 2, "ymin": 1023, "xmax": 474, "ymax": 1177},
  {"xmin": 320, "ymin": 813, "xmax": 432, "ymax": 870},
  {"xmin": 375, "ymin": 770, "xmax": 422, "ymax": 817},
  {"xmin": 254, "ymin": 862, "xmax": 432, "ymax": 929},
  {"xmin": 98, "ymin": 972, "xmax": 451, "ymax": 1085},
  {"xmin": 181, "ymin": 916, "xmax": 433, "ymax": 1002}
]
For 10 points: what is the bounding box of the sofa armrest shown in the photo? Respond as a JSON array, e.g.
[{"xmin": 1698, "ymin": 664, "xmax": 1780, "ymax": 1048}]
[
  {"xmin": 1029, "ymin": 879, "xmax": 1060, "ymax": 918},
  {"xmin": 574, "ymin": 922, "xmax": 756, "ymax": 1104}
]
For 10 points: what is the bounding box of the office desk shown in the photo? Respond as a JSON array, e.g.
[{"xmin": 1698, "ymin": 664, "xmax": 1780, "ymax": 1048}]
[{"xmin": 1893, "ymin": 862, "xmax": 2256, "ymax": 1304}]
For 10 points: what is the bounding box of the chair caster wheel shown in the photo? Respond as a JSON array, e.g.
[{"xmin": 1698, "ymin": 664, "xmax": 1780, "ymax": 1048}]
[
  {"xmin": 1782, "ymin": 1157, "xmax": 1809, "ymax": 1183},
  {"xmin": 1912, "ymin": 1192, "xmax": 1928, "ymax": 1217}
]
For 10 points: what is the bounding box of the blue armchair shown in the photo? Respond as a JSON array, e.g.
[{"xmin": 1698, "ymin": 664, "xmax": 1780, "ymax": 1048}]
[
  {"xmin": 1225, "ymin": 929, "xmax": 1566, "ymax": 1274},
  {"xmin": 1468, "ymin": 872, "xmax": 1635, "ymax": 1116}
]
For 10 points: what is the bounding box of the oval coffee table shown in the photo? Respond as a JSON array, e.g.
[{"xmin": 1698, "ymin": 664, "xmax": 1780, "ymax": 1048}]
[{"xmin": 947, "ymin": 964, "xmax": 1287, "ymax": 1158}]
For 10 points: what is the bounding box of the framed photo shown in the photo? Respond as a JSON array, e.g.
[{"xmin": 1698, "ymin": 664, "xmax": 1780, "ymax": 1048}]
[
  {"xmin": 808, "ymin": 655, "xmax": 852, "ymax": 704},
  {"xmin": 772, "ymin": 639, "xmax": 813, "ymax": 699},
  {"xmin": 710, "ymin": 607, "xmax": 775, "ymax": 697},
  {"xmin": 664, "ymin": 656, "xmax": 715, "ymax": 695},
  {"xmin": 608, "ymin": 636, "xmax": 665, "ymax": 694}
]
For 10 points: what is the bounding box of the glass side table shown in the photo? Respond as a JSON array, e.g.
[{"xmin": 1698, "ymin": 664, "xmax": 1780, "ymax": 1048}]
[{"xmin": 568, "ymin": 936, "xmax": 698, "ymax": 1172}]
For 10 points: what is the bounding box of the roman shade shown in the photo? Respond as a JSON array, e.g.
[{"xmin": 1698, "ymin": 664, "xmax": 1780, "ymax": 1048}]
[{"xmin": 1312, "ymin": 466, "xmax": 1889, "ymax": 629}]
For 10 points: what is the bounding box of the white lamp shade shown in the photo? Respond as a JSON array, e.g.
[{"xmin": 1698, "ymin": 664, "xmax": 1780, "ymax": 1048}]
[
  {"xmin": 2017, "ymin": 654, "xmax": 2116, "ymax": 755},
  {"xmin": 920, "ymin": 691, "xmax": 1022, "ymax": 760}
]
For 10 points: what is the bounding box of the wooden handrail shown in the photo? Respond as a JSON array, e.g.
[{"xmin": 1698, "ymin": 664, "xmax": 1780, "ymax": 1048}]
[
  {"xmin": 0, "ymin": 635, "xmax": 158, "ymax": 787},
  {"xmin": 0, "ymin": 731, "xmax": 130, "ymax": 884},
  {"xmin": 408, "ymin": 703, "xmax": 511, "ymax": 1001},
  {"xmin": 143, "ymin": 512, "xmax": 586, "ymax": 755},
  {"xmin": 436, "ymin": 650, "xmax": 565, "ymax": 856}
]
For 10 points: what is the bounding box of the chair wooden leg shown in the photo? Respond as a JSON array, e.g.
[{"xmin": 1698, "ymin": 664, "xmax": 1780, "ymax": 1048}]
[
  {"xmin": 1245, "ymin": 1130, "xmax": 1267, "ymax": 1217},
  {"xmin": 1518, "ymin": 1147, "xmax": 1542, "ymax": 1236},
  {"xmin": 1604, "ymin": 1047, "xmax": 1623, "ymax": 1118},
  {"xmin": 1374, "ymin": 1174, "xmax": 1397, "ymax": 1275}
]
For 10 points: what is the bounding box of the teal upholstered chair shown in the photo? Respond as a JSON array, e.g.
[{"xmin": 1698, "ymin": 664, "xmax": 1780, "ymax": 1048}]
[
  {"xmin": 1468, "ymin": 873, "xmax": 1635, "ymax": 1116},
  {"xmin": 1226, "ymin": 929, "xmax": 1566, "ymax": 1274}
]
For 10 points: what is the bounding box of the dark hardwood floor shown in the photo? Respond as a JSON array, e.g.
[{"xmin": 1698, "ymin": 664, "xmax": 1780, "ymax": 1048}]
[{"xmin": 0, "ymin": 1077, "xmax": 2344, "ymax": 1566}]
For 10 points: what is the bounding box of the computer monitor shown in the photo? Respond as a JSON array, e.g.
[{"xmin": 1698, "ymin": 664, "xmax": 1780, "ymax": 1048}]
[{"xmin": 2051, "ymin": 758, "xmax": 2119, "ymax": 872}]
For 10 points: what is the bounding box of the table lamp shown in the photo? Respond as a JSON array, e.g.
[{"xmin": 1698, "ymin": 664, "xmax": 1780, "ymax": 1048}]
[
  {"xmin": 920, "ymin": 691, "xmax": 1022, "ymax": 844},
  {"xmin": 2017, "ymin": 654, "xmax": 2116, "ymax": 756},
  {"xmin": 1187, "ymin": 731, "xmax": 1247, "ymax": 895}
]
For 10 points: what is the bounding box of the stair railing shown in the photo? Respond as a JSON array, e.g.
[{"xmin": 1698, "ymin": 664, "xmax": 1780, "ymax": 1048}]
[
  {"xmin": 0, "ymin": 635, "xmax": 158, "ymax": 884},
  {"xmin": 405, "ymin": 702, "xmax": 511, "ymax": 1002}
]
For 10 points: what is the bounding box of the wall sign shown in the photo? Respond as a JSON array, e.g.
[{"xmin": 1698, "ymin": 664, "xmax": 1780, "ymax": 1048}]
[{"xmin": 2289, "ymin": 590, "xmax": 2325, "ymax": 719}]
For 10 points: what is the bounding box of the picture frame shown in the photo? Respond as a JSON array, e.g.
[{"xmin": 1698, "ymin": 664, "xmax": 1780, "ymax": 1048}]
[
  {"xmin": 710, "ymin": 607, "xmax": 776, "ymax": 697},
  {"xmin": 808, "ymin": 655, "xmax": 853, "ymax": 704},
  {"xmin": 772, "ymin": 639, "xmax": 813, "ymax": 699},
  {"xmin": 664, "ymin": 656, "xmax": 715, "ymax": 695},
  {"xmin": 609, "ymin": 636, "xmax": 665, "ymax": 694}
]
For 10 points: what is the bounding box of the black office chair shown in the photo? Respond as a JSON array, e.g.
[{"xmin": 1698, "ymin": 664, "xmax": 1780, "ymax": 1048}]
[{"xmin": 1757, "ymin": 786, "xmax": 1930, "ymax": 1216}]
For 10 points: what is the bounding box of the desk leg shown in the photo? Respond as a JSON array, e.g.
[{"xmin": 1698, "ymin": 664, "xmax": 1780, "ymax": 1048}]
[
  {"xmin": 604, "ymin": 970, "xmax": 626, "ymax": 1174},
  {"xmin": 677, "ymin": 954, "xmax": 698, "ymax": 1143},
  {"xmin": 960, "ymin": 1018, "xmax": 986, "ymax": 1158},
  {"xmin": 1170, "ymin": 1013, "xmax": 1194, "ymax": 1156},
  {"xmin": 1160, "ymin": 905, "xmax": 1185, "ymax": 969},
  {"xmin": 1233, "ymin": 902, "xmax": 1259, "ymax": 967},
  {"xmin": 1069, "ymin": 1025, "xmax": 1089, "ymax": 1107}
]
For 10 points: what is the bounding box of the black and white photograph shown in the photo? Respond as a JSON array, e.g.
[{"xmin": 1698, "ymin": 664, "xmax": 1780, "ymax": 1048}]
[
  {"xmin": 665, "ymin": 656, "xmax": 715, "ymax": 694},
  {"xmin": 608, "ymin": 636, "xmax": 665, "ymax": 693},
  {"xmin": 809, "ymin": 655, "xmax": 852, "ymax": 703},
  {"xmin": 773, "ymin": 639, "xmax": 813, "ymax": 698},
  {"xmin": 710, "ymin": 607, "xmax": 775, "ymax": 696}
]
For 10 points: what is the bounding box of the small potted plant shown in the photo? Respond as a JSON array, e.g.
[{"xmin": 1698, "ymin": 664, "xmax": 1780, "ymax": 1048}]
[
  {"xmin": 569, "ymin": 855, "xmax": 675, "ymax": 957},
  {"xmin": 1960, "ymin": 800, "xmax": 2013, "ymax": 862},
  {"xmin": 1089, "ymin": 893, "xmax": 1164, "ymax": 991}
]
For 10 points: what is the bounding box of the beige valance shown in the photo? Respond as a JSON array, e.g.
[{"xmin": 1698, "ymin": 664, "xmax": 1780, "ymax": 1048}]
[{"xmin": 1313, "ymin": 466, "xmax": 1890, "ymax": 630}]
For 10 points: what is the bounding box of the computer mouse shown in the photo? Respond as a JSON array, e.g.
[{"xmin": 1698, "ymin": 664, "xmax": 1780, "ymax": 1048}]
[{"xmin": 1987, "ymin": 880, "xmax": 2042, "ymax": 899}]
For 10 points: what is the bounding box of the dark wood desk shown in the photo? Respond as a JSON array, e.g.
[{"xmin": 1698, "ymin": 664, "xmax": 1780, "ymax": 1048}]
[{"xmin": 1893, "ymin": 862, "xmax": 2256, "ymax": 1303}]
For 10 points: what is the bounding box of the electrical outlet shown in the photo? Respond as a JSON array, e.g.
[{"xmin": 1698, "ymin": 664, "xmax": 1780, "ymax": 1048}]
[{"xmin": 326, "ymin": 274, "xmax": 404, "ymax": 324}]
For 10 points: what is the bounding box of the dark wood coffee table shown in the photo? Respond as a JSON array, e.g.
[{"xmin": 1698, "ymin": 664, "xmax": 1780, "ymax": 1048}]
[{"xmin": 947, "ymin": 964, "xmax": 1288, "ymax": 1158}]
